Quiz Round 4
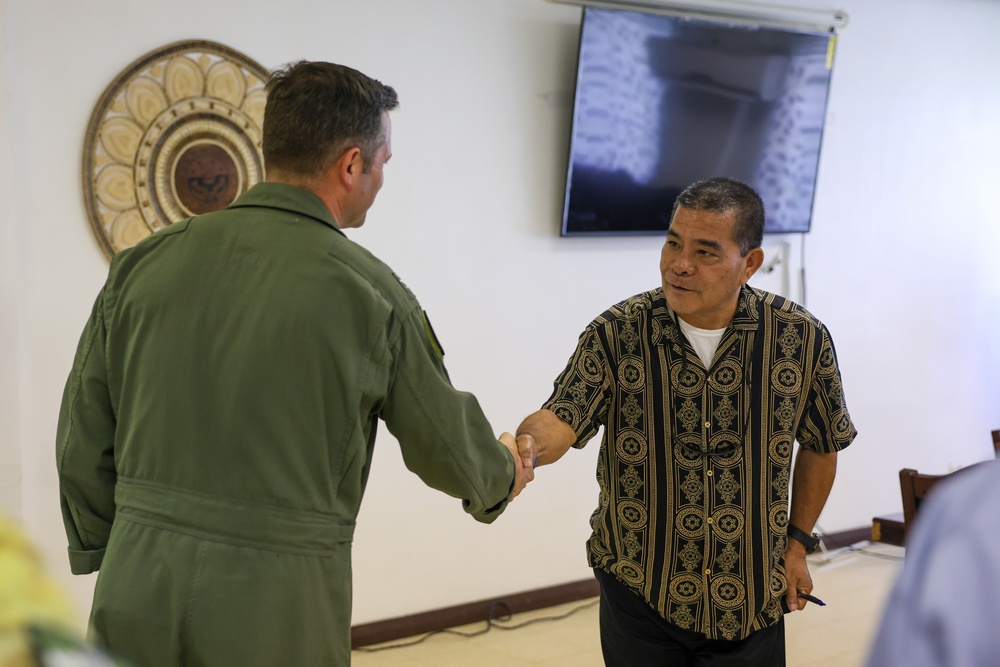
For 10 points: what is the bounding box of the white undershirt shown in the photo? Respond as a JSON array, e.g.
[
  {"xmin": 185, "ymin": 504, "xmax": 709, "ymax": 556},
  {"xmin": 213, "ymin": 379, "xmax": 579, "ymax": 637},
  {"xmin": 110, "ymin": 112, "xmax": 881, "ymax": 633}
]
[{"xmin": 677, "ymin": 317, "xmax": 726, "ymax": 369}]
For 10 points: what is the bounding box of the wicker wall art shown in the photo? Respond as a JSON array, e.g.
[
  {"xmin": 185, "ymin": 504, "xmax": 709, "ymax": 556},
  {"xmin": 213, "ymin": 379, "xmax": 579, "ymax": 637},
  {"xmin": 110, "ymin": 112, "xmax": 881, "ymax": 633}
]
[{"xmin": 82, "ymin": 40, "xmax": 270, "ymax": 257}]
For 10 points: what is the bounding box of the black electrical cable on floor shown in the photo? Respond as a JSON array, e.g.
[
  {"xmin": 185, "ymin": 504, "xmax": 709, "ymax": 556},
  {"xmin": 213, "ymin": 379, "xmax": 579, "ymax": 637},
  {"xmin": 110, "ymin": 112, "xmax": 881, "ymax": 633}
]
[
  {"xmin": 354, "ymin": 598, "xmax": 600, "ymax": 653},
  {"xmin": 846, "ymin": 545, "xmax": 905, "ymax": 562},
  {"xmin": 811, "ymin": 522, "xmax": 905, "ymax": 564}
]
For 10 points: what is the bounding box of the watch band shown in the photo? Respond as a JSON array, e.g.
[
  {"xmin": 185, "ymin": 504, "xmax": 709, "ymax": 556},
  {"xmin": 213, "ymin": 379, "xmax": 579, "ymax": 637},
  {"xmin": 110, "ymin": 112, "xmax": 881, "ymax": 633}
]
[{"xmin": 787, "ymin": 523, "xmax": 820, "ymax": 554}]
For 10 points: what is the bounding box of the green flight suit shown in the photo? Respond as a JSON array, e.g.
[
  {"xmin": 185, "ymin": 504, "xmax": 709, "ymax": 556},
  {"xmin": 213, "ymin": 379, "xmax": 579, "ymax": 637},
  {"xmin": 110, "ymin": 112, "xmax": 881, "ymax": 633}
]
[{"xmin": 56, "ymin": 183, "xmax": 515, "ymax": 666}]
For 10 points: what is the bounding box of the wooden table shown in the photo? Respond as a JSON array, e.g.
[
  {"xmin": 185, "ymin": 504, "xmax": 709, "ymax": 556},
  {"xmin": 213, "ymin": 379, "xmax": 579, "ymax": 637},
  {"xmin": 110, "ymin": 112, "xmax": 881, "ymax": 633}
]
[{"xmin": 871, "ymin": 512, "xmax": 905, "ymax": 547}]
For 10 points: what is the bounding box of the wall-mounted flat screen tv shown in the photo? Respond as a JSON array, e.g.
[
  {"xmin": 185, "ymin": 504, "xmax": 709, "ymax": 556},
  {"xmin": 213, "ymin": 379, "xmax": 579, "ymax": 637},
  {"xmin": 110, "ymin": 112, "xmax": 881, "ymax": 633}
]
[{"xmin": 562, "ymin": 7, "xmax": 837, "ymax": 236}]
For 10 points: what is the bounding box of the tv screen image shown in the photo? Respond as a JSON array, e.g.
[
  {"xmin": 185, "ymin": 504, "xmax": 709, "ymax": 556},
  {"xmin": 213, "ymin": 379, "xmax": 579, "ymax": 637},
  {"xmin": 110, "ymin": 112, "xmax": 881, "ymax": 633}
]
[{"xmin": 562, "ymin": 8, "xmax": 836, "ymax": 236}]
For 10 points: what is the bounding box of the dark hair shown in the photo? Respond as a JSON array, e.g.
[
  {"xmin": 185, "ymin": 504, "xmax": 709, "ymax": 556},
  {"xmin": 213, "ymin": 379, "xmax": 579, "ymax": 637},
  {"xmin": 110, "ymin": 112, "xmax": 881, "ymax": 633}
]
[
  {"xmin": 263, "ymin": 61, "xmax": 399, "ymax": 178},
  {"xmin": 670, "ymin": 177, "xmax": 765, "ymax": 255}
]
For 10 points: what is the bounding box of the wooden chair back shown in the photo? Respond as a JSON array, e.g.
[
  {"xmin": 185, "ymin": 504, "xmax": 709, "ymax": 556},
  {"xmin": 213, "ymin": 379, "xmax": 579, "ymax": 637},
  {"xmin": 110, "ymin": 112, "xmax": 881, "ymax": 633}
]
[
  {"xmin": 899, "ymin": 464, "xmax": 985, "ymax": 541},
  {"xmin": 898, "ymin": 468, "xmax": 946, "ymax": 537}
]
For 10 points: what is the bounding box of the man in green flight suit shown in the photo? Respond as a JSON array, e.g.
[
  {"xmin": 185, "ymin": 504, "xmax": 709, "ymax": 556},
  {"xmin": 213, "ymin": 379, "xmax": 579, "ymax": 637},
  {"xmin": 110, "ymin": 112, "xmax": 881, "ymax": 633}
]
[{"xmin": 56, "ymin": 60, "xmax": 535, "ymax": 666}]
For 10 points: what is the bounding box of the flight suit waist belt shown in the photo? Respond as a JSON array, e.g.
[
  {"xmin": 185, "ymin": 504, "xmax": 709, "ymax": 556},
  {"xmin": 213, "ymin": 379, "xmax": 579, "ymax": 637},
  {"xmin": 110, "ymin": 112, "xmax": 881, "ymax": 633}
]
[{"xmin": 114, "ymin": 476, "xmax": 354, "ymax": 555}]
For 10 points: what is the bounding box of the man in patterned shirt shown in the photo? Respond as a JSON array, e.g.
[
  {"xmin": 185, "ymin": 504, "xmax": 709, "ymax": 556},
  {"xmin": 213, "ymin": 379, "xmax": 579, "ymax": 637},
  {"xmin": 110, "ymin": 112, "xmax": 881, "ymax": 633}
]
[{"xmin": 516, "ymin": 177, "xmax": 856, "ymax": 666}]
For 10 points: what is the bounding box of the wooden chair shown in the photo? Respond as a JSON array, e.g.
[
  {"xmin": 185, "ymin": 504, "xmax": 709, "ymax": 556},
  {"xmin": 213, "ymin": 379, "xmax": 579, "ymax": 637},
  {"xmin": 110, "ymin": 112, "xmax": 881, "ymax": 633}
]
[
  {"xmin": 991, "ymin": 429, "xmax": 1000, "ymax": 458},
  {"xmin": 898, "ymin": 468, "xmax": 948, "ymax": 538},
  {"xmin": 876, "ymin": 460, "xmax": 992, "ymax": 547},
  {"xmin": 898, "ymin": 464, "xmax": 986, "ymax": 541}
]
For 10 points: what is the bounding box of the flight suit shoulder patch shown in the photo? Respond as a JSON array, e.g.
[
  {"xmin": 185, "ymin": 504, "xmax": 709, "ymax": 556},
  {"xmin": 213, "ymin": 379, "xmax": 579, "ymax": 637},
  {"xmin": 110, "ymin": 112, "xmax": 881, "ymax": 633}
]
[
  {"xmin": 389, "ymin": 271, "xmax": 444, "ymax": 359},
  {"xmin": 422, "ymin": 311, "xmax": 445, "ymax": 360}
]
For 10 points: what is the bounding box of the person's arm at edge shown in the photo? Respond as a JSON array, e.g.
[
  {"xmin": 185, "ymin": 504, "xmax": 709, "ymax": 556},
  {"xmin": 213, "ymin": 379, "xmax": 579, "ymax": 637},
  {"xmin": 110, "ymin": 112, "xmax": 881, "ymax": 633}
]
[
  {"xmin": 514, "ymin": 409, "xmax": 578, "ymax": 468},
  {"xmin": 784, "ymin": 447, "xmax": 837, "ymax": 611}
]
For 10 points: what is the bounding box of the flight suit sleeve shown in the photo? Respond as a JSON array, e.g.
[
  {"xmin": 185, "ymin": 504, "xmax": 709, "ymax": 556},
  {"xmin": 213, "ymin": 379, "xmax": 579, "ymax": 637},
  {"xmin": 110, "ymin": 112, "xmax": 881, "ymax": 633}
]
[
  {"xmin": 378, "ymin": 307, "xmax": 515, "ymax": 524},
  {"xmin": 55, "ymin": 287, "xmax": 117, "ymax": 574}
]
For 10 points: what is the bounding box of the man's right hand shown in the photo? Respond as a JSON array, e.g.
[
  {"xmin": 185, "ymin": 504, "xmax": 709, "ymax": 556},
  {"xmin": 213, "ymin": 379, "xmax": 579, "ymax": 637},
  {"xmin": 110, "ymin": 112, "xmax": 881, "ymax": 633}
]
[
  {"xmin": 515, "ymin": 433, "xmax": 538, "ymax": 470},
  {"xmin": 499, "ymin": 432, "xmax": 535, "ymax": 501}
]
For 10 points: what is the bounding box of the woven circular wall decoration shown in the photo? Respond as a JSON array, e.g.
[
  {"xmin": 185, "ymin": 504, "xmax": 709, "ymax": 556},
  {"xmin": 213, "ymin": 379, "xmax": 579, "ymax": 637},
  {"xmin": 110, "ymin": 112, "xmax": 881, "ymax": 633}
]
[{"xmin": 82, "ymin": 40, "xmax": 270, "ymax": 258}]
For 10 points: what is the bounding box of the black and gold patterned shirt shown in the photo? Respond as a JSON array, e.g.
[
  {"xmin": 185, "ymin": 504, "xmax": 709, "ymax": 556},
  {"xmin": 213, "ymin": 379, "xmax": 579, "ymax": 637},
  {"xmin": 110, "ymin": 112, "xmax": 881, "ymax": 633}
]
[{"xmin": 542, "ymin": 286, "xmax": 856, "ymax": 640}]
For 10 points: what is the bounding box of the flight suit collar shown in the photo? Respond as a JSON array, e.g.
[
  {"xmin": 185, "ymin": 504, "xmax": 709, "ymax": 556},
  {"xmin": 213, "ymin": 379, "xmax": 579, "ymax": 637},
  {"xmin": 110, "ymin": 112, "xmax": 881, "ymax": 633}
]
[{"xmin": 228, "ymin": 182, "xmax": 346, "ymax": 236}]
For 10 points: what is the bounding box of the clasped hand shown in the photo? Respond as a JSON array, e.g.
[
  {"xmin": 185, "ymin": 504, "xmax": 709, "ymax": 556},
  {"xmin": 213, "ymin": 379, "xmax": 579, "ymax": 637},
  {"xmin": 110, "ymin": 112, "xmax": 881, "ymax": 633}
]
[{"xmin": 499, "ymin": 432, "xmax": 537, "ymax": 501}]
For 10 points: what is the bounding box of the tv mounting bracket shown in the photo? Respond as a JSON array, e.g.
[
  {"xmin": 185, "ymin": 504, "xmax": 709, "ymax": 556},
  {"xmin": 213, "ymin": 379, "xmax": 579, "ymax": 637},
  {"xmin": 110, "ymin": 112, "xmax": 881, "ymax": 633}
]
[{"xmin": 546, "ymin": 0, "xmax": 848, "ymax": 33}]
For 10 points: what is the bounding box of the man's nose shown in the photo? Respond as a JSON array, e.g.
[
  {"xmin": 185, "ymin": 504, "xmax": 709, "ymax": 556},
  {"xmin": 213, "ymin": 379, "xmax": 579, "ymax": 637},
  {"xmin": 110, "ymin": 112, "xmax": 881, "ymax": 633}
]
[{"xmin": 671, "ymin": 253, "xmax": 695, "ymax": 275}]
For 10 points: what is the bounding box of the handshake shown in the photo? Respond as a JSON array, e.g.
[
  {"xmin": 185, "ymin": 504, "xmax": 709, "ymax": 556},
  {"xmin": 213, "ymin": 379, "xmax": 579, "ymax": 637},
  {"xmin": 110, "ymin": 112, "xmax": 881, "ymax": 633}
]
[{"xmin": 499, "ymin": 431, "xmax": 537, "ymax": 502}]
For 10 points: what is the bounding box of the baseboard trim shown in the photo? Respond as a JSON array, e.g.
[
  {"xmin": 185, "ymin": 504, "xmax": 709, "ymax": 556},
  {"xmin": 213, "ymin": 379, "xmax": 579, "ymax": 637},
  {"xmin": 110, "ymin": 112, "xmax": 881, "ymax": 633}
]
[
  {"xmin": 351, "ymin": 578, "xmax": 600, "ymax": 649},
  {"xmin": 819, "ymin": 525, "xmax": 871, "ymax": 550},
  {"xmin": 351, "ymin": 525, "xmax": 868, "ymax": 648}
]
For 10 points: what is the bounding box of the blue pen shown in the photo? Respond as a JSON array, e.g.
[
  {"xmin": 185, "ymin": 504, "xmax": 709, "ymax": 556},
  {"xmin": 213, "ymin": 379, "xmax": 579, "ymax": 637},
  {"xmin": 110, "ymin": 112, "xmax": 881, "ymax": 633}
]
[{"xmin": 798, "ymin": 592, "xmax": 826, "ymax": 606}]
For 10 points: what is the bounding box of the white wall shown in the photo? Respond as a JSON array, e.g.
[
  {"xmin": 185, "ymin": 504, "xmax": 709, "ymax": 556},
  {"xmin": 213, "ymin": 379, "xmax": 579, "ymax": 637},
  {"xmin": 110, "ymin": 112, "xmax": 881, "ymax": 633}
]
[
  {"xmin": 4, "ymin": 0, "xmax": 999, "ymax": 628},
  {"xmin": 0, "ymin": 0, "xmax": 21, "ymax": 521},
  {"xmin": 804, "ymin": 0, "xmax": 1000, "ymax": 532}
]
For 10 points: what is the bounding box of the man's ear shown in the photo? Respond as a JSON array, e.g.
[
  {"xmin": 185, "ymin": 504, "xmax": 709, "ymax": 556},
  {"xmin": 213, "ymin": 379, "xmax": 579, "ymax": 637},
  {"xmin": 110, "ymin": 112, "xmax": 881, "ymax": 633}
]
[
  {"xmin": 741, "ymin": 247, "xmax": 766, "ymax": 283},
  {"xmin": 334, "ymin": 147, "xmax": 363, "ymax": 187}
]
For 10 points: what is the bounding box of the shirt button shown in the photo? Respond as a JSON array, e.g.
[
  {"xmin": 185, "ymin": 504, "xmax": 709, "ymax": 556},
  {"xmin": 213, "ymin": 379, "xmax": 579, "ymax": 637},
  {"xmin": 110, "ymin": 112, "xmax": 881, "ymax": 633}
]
[
  {"xmin": 706, "ymin": 470, "xmax": 714, "ymax": 477},
  {"xmin": 706, "ymin": 517, "xmax": 713, "ymax": 524},
  {"xmin": 704, "ymin": 421, "xmax": 711, "ymax": 429},
  {"xmin": 704, "ymin": 568, "xmax": 711, "ymax": 575}
]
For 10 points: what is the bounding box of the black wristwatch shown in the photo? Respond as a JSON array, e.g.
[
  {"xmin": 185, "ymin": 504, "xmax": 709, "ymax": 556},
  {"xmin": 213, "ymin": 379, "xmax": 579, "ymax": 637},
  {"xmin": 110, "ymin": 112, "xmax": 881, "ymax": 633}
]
[{"xmin": 787, "ymin": 524, "xmax": 820, "ymax": 554}]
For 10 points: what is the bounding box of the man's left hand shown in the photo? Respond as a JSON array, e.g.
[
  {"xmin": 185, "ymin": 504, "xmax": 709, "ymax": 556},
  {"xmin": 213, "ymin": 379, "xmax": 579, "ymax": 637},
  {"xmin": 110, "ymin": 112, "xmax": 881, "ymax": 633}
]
[{"xmin": 784, "ymin": 541, "xmax": 814, "ymax": 611}]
